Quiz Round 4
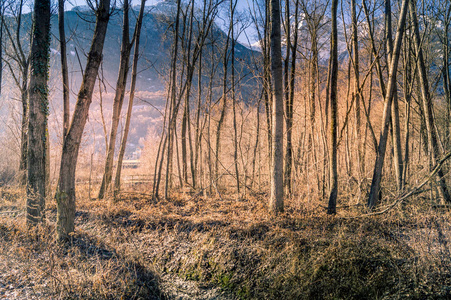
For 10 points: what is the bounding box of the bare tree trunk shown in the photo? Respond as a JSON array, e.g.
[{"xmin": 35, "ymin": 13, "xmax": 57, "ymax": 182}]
[
  {"xmin": 263, "ymin": 0, "xmax": 272, "ymax": 167},
  {"xmin": 351, "ymin": 0, "xmax": 362, "ymax": 179},
  {"xmin": 367, "ymin": 0, "xmax": 409, "ymax": 209},
  {"xmin": 193, "ymin": 50, "xmax": 203, "ymax": 190},
  {"xmin": 56, "ymin": 0, "xmax": 110, "ymax": 241},
  {"xmin": 269, "ymin": 0, "xmax": 284, "ymax": 213},
  {"xmin": 439, "ymin": 3, "xmax": 450, "ymax": 150},
  {"xmin": 114, "ymin": 0, "xmax": 146, "ymax": 197},
  {"xmin": 230, "ymin": 0, "xmax": 240, "ymax": 195},
  {"xmin": 409, "ymin": 0, "xmax": 451, "ymax": 203},
  {"xmin": 402, "ymin": 29, "xmax": 413, "ymax": 186},
  {"xmin": 385, "ymin": 0, "xmax": 404, "ymax": 192},
  {"xmin": 59, "ymin": 0, "xmax": 70, "ymax": 141},
  {"xmin": 181, "ymin": 0, "xmax": 195, "ymax": 185},
  {"xmin": 327, "ymin": 0, "xmax": 338, "ymax": 215},
  {"xmin": 98, "ymin": 0, "xmax": 132, "ymax": 199},
  {"xmin": 27, "ymin": 0, "xmax": 50, "ymax": 226},
  {"xmin": 284, "ymin": 0, "xmax": 298, "ymax": 195},
  {"xmin": 164, "ymin": 0, "xmax": 182, "ymax": 199}
]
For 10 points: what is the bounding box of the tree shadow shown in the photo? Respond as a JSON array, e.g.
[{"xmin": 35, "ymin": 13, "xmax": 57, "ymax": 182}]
[{"xmin": 62, "ymin": 232, "xmax": 166, "ymax": 300}]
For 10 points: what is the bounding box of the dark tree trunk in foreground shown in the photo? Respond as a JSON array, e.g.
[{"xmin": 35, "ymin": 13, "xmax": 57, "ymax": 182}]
[
  {"xmin": 269, "ymin": 0, "xmax": 284, "ymax": 213},
  {"xmin": 367, "ymin": 0, "xmax": 409, "ymax": 209},
  {"xmin": 27, "ymin": 0, "xmax": 51, "ymax": 226},
  {"xmin": 56, "ymin": 0, "xmax": 110, "ymax": 241},
  {"xmin": 327, "ymin": 0, "xmax": 338, "ymax": 215}
]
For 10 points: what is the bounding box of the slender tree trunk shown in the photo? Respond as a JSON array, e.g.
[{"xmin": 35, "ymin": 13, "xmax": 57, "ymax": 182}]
[
  {"xmin": 263, "ymin": 0, "xmax": 272, "ymax": 167},
  {"xmin": 56, "ymin": 0, "xmax": 110, "ymax": 241},
  {"xmin": 194, "ymin": 51, "xmax": 203, "ymax": 190},
  {"xmin": 386, "ymin": 0, "xmax": 404, "ymax": 192},
  {"xmin": 403, "ymin": 30, "xmax": 413, "ymax": 185},
  {"xmin": 442, "ymin": 6, "xmax": 450, "ymax": 150},
  {"xmin": 284, "ymin": 0, "xmax": 298, "ymax": 195},
  {"xmin": 230, "ymin": 0, "xmax": 240, "ymax": 195},
  {"xmin": 367, "ymin": 0, "xmax": 409, "ymax": 209},
  {"xmin": 98, "ymin": 0, "xmax": 132, "ymax": 199},
  {"xmin": 351, "ymin": 0, "xmax": 362, "ymax": 179},
  {"xmin": 165, "ymin": 0, "xmax": 182, "ymax": 199},
  {"xmin": 181, "ymin": 0, "xmax": 194, "ymax": 185},
  {"xmin": 327, "ymin": 0, "xmax": 338, "ymax": 215},
  {"xmin": 269, "ymin": 0, "xmax": 284, "ymax": 213},
  {"xmin": 114, "ymin": 0, "xmax": 146, "ymax": 197},
  {"xmin": 59, "ymin": 0, "xmax": 70, "ymax": 141},
  {"xmin": 409, "ymin": 0, "xmax": 451, "ymax": 203},
  {"xmin": 27, "ymin": 0, "xmax": 51, "ymax": 226}
]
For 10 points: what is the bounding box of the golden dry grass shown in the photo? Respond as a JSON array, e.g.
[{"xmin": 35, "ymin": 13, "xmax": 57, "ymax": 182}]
[{"xmin": 1, "ymin": 185, "xmax": 451, "ymax": 299}]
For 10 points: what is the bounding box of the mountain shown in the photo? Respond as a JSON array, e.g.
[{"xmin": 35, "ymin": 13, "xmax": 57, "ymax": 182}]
[
  {"xmin": 55, "ymin": 0, "xmax": 260, "ymax": 95},
  {"xmin": 45, "ymin": 0, "xmax": 261, "ymax": 157}
]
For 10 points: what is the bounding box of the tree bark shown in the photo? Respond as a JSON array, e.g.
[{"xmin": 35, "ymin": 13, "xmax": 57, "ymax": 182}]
[
  {"xmin": 269, "ymin": 0, "xmax": 284, "ymax": 213},
  {"xmin": 56, "ymin": 0, "xmax": 110, "ymax": 241},
  {"xmin": 327, "ymin": 0, "xmax": 338, "ymax": 215},
  {"xmin": 27, "ymin": 0, "xmax": 51, "ymax": 226}
]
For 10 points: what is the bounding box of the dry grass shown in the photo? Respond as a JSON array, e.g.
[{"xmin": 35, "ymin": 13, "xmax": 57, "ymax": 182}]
[{"xmin": 1, "ymin": 185, "xmax": 451, "ymax": 299}]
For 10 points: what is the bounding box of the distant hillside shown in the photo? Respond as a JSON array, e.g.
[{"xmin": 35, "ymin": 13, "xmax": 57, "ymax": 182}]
[
  {"xmin": 52, "ymin": 0, "xmax": 261, "ymax": 99},
  {"xmin": 44, "ymin": 0, "xmax": 261, "ymax": 157}
]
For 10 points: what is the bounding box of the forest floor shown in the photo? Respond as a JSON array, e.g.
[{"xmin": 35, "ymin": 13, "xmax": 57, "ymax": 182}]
[{"xmin": 1, "ymin": 185, "xmax": 451, "ymax": 299}]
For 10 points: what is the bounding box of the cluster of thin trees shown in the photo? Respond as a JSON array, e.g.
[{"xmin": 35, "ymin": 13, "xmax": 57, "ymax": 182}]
[{"xmin": 0, "ymin": 0, "xmax": 450, "ymax": 241}]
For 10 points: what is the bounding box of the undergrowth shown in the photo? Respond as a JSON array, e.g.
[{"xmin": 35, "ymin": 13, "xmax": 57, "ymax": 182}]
[{"xmin": 1, "ymin": 186, "xmax": 451, "ymax": 299}]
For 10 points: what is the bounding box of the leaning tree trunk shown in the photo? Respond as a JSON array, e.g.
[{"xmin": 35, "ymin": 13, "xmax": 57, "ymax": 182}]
[
  {"xmin": 27, "ymin": 0, "xmax": 51, "ymax": 226},
  {"xmin": 56, "ymin": 0, "xmax": 110, "ymax": 241},
  {"xmin": 98, "ymin": 0, "xmax": 132, "ymax": 200},
  {"xmin": 409, "ymin": 0, "xmax": 451, "ymax": 203},
  {"xmin": 367, "ymin": 0, "xmax": 409, "ymax": 209},
  {"xmin": 269, "ymin": 0, "xmax": 284, "ymax": 213}
]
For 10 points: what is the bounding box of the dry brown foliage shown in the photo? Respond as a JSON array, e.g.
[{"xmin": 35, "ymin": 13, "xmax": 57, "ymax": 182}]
[{"xmin": 1, "ymin": 183, "xmax": 451, "ymax": 299}]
